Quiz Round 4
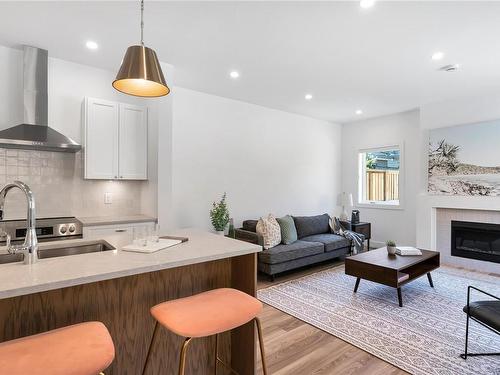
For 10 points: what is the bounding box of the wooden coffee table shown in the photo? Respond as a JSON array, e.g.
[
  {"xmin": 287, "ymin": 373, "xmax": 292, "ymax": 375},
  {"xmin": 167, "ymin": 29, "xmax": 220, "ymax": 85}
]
[{"xmin": 345, "ymin": 247, "xmax": 440, "ymax": 307}]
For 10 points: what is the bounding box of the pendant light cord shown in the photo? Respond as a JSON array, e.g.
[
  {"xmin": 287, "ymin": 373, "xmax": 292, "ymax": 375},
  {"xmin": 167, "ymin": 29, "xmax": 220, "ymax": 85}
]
[{"xmin": 140, "ymin": 0, "xmax": 145, "ymax": 45}]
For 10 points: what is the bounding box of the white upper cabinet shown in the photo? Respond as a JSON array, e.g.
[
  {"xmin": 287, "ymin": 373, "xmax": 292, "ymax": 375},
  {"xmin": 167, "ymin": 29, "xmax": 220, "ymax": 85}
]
[
  {"xmin": 83, "ymin": 98, "xmax": 148, "ymax": 180},
  {"xmin": 119, "ymin": 104, "xmax": 148, "ymax": 179}
]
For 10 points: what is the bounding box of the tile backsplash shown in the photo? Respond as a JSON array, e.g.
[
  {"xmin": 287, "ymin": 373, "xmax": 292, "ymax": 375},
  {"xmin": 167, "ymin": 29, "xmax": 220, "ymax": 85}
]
[{"xmin": 0, "ymin": 148, "xmax": 143, "ymax": 219}]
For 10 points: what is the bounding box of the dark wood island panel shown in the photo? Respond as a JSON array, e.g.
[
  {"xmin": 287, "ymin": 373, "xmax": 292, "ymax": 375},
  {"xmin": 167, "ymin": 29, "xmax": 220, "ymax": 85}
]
[{"xmin": 0, "ymin": 253, "xmax": 257, "ymax": 375}]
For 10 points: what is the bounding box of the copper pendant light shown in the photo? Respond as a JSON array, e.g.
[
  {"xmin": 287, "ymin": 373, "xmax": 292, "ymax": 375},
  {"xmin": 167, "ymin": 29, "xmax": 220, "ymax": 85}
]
[{"xmin": 113, "ymin": 0, "xmax": 170, "ymax": 97}]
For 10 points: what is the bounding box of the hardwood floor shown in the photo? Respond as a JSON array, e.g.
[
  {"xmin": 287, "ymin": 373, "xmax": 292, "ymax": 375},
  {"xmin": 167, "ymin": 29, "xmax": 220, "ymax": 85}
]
[{"xmin": 255, "ymin": 261, "xmax": 408, "ymax": 375}]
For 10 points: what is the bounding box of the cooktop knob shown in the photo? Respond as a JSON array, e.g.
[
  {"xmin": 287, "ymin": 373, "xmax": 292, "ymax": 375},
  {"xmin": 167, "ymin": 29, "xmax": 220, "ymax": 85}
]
[{"xmin": 60, "ymin": 226, "xmax": 67, "ymax": 234}]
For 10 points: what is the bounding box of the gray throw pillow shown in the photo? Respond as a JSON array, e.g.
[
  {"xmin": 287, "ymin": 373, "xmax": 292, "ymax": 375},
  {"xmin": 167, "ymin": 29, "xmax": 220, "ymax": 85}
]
[{"xmin": 277, "ymin": 215, "xmax": 298, "ymax": 245}]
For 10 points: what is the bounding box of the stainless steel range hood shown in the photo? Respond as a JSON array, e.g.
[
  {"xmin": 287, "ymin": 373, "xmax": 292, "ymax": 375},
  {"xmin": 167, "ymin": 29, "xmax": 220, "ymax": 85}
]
[{"xmin": 0, "ymin": 46, "xmax": 81, "ymax": 153}]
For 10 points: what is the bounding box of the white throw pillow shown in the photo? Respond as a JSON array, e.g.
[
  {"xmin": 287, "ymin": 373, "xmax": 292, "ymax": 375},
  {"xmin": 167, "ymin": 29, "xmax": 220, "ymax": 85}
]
[{"xmin": 256, "ymin": 214, "xmax": 282, "ymax": 250}]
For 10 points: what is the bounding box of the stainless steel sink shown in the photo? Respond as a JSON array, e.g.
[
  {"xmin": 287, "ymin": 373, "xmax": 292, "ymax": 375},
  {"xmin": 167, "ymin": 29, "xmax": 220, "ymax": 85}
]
[
  {"xmin": 0, "ymin": 253, "xmax": 24, "ymax": 264},
  {"xmin": 38, "ymin": 240, "xmax": 115, "ymax": 259},
  {"xmin": 0, "ymin": 240, "xmax": 115, "ymax": 264}
]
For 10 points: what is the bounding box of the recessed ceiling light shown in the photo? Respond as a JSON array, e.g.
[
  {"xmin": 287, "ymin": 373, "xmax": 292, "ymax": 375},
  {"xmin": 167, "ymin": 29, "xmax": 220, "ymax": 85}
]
[
  {"xmin": 229, "ymin": 71, "xmax": 240, "ymax": 79},
  {"xmin": 360, "ymin": 0, "xmax": 376, "ymax": 9},
  {"xmin": 305, "ymin": 94, "xmax": 313, "ymax": 100},
  {"xmin": 431, "ymin": 51, "xmax": 444, "ymax": 61},
  {"xmin": 85, "ymin": 41, "xmax": 98, "ymax": 50},
  {"xmin": 356, "ymin": 109, "xmax": 363, "ymax": 115}
]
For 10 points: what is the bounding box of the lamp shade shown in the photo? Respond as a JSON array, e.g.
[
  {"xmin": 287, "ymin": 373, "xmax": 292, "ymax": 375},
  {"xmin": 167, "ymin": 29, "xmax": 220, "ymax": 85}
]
[
  {"xmin": 338, "ymin": 192, "xmax": 353, "ymax": 207},
  {"xmin": 112, "ymin": 45, "xmax": 170, "ymax": 97}
]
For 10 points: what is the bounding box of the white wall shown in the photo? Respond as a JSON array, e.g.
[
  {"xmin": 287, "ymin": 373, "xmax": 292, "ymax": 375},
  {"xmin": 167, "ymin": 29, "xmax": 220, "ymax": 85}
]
[
  {"xmin": 154, "ymin": 63, "xmax": 174, "ymax": 229},
  {"xmin": 168, "ymin": 87, "xmax": 342, "ymax": 230},
  {"xmin": 342, "ymin": 110, "xmax": 421, "ymax": 247}
]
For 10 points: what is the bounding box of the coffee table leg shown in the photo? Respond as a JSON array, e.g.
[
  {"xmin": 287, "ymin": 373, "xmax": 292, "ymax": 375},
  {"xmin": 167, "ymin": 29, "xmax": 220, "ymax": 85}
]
[
  {"xmin": 354, "ymin": 277, "xmax": 361, "ymax": 293},
  {"xmin": 397, "ymin": 287, "xmax": 403, "ymax": 307},
  {"xmin": 427, "ymin": 272, "xmax": 434, "ymax": 288}
]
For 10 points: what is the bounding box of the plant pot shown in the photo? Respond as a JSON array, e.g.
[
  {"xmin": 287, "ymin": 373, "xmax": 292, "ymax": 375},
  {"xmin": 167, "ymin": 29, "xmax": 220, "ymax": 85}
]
[
  {"xmin": 387, "ymin": 246, "xmax": 397, "ymax": 255},
  {"xmin": 215, "ymin": 230, "xmax": 225, "ymax": 236}
]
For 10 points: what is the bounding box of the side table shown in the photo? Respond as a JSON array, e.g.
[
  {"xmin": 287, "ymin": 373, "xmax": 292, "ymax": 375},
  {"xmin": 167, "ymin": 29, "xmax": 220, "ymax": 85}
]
[{"xmin": 339, "ymin": 220, "xmax": 371, "ymax": 251}]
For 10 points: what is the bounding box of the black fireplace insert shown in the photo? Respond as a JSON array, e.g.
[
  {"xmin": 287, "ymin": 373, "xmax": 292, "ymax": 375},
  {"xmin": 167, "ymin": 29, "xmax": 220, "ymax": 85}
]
[{"xmin": 451, "ymin": 220, "xmax": 500, "ymax": 264}]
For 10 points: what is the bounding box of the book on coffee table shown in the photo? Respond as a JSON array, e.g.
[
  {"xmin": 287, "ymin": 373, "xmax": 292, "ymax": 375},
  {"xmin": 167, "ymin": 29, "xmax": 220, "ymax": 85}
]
[{"xmin": 396, "ymin": 246, "xmax": 422, "ymax": 256}]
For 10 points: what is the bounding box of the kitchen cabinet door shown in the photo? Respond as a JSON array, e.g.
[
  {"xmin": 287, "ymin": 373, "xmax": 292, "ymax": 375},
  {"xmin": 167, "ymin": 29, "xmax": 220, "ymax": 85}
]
[
  {"xmin": 118, "ymin": 104, "xmax": 148, "ymax": 180},
  {"xmin": 84, "ymin": 98, "xmax": 119, "ymax": 179}
]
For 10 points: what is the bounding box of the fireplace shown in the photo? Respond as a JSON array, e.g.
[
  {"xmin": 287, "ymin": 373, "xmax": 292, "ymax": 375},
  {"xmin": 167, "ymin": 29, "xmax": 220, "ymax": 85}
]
[{"xmin": 451, "ymin": 220, "xmax": 500, "ymax": 264}]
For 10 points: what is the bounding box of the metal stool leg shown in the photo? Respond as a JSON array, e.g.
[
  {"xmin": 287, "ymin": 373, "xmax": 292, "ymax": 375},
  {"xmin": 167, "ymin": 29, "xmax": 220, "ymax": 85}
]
[
  {"xmin": 178, "ymin": 337, "xmax": 193, "ymax": 375},
  {"xmin": 214, "ymin": 333, "xmax": 239, "ymax": 375},
  {"xmin": 141, "ymin": 321, "xmax": 160, "ymax": 375},
  {"xmin": 255, "ymin": 318, "xmax": 268, "ymax": 375},
  {"xmin": 214, "ymin": 334, "xmax": 218, "ymax": 375}
]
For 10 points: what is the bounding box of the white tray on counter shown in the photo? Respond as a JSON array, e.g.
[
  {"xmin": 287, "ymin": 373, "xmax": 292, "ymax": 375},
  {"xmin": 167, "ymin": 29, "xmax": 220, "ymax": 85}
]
[{"xmin": 122, "ymin": 238, "xmax": 182, "ymax": 253}]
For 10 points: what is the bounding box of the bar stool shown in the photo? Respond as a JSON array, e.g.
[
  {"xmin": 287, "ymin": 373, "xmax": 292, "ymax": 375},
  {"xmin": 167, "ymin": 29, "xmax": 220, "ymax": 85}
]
[
  {"xmin": 0, "ymin": 321, "xmax": 115, "ymax": 375},
  {"xmin": 143, "ymin": 288, "xmax": 268, "ymax": 375}
]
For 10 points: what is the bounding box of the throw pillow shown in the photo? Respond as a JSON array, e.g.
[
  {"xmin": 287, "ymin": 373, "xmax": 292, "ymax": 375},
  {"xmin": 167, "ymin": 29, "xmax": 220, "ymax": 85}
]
[
  {"xmin": 276, "ymin": 215, "xmax": 298, "ymax": 245},
  {"xmin": 256, "ymin": 214, "xmax": 281, "ymax": 250},
  {"xmin": 293, "ymin": 214, "xmax": 330, "ymax": 238}
]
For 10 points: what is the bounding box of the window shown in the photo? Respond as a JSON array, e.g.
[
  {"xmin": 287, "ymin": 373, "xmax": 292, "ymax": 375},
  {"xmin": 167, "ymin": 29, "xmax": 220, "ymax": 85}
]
[{"xmin": 358, "ymin": 145, "xmax": 402, "ymax": 207}]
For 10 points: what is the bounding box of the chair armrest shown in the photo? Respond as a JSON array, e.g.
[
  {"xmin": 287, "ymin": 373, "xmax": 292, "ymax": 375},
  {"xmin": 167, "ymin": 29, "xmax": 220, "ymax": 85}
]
[
  {"xmin": 235, "ymin": 228, "xmax": 263, "ymax": 246},
  {"xmin": 466, "ymin": 285, "xmax": 500, "ymax": 314}
]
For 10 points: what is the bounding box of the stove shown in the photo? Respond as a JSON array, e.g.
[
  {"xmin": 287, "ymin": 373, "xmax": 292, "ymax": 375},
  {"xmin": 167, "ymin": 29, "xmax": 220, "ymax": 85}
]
[{"xmin": 0, "ymin": 217, "xmax": 83, "ymax": 244}]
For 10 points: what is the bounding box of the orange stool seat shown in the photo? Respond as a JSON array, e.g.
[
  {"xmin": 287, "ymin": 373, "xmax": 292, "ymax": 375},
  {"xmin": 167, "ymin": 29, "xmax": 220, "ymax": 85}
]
[
  {"xmin": 0, "ymin": 321, "xmax": 115, "ymax": 375},
  {"xmin": 151, "ymin": 288, "xmax": 263, "ymax": 338}
]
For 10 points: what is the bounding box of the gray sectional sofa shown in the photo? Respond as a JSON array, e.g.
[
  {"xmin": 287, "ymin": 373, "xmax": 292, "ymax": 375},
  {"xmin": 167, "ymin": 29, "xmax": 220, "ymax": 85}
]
[{"xmin": 235, "ymin": 213, "xmax": 353, "ymax": 280}]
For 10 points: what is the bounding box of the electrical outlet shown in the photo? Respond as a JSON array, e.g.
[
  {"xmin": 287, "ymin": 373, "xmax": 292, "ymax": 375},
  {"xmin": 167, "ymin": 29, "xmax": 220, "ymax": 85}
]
[{"xmin": 104, "ymin": 192, "xmax": 113, "ymax": 204}]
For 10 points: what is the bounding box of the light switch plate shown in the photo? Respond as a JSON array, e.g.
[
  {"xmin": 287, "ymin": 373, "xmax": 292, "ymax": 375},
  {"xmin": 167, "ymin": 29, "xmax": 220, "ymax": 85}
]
[{"xmin": 104, "ymin": 192, "xmax": 113, "ymax": 204}]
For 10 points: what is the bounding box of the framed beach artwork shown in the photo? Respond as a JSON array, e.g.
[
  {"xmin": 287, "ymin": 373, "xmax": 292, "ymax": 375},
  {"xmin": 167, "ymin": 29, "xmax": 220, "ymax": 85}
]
[{"xmin": 428, "ymin": 120, "xmax": 500, "ymax": 196}]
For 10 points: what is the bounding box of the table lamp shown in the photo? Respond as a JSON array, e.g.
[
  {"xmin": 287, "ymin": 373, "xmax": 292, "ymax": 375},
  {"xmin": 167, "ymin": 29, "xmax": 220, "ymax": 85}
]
[{"xmin": 338, "ymin": 192, "xmax": 353, "ymax": 221}]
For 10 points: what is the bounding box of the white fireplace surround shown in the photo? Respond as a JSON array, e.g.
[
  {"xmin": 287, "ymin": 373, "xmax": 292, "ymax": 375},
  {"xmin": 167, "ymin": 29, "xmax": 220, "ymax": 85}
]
[{"xmin": 416, "ymin": 194, "xmax": 500, "ymax": 273}]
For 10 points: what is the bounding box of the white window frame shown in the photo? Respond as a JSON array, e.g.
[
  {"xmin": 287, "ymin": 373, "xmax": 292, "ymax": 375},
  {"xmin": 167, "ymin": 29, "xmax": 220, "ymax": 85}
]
[{"xmin": 357, "ymin": 143, "xmax": 405, "ymax": 210}]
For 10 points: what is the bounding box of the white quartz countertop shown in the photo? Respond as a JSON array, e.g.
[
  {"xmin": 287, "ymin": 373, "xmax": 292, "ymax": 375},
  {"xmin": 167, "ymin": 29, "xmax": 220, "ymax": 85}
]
[
  {"xmin": 0, "ymin": 229, "xmax": 261, "ymax": 300},
  {"xmin": 78, "ymin": 214, "xmax": 157, "ymax": 227}
]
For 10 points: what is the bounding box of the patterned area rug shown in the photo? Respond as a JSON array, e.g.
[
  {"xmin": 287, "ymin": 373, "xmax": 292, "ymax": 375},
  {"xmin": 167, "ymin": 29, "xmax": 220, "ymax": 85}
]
[{"xmin": 258, "ymin": 265, "xmax": 500, "ymax": 375}]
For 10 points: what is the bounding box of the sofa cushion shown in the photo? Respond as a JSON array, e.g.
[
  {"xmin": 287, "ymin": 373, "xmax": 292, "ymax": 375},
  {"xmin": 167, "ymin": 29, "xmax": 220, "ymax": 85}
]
[
  {"xmin": 293, "ymin": 214, "xmax": 330, "ymax": 238},
  {"xmin": 242, "ymin": 220, "xmax": 258, "ymax": 233},
  {"xmin": 258, "ymin": 240, "xmax": 324, "ymax": 265},
  {"xmin": 276, "ymin": 215, "xmax": 298, "ymax": 245},
  {"xmin": 301, "ymin": 233, "xmax": 350, "ymax": 252},
  {"xmin": 256, "ymin": 214, "xmax": 281, "ymax": 250}
]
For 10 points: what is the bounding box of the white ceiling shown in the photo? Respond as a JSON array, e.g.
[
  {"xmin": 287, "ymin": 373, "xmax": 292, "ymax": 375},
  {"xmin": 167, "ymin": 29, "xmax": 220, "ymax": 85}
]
[{"xmin": 1, "ymin": 1, "xmax": 500, "ymax": 123}]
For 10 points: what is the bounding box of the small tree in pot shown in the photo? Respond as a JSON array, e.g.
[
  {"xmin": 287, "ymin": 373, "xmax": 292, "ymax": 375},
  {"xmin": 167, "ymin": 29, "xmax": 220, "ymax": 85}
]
[{"xmin": 210, "ymin": 193, "xmax": 230, "ymax": 235}]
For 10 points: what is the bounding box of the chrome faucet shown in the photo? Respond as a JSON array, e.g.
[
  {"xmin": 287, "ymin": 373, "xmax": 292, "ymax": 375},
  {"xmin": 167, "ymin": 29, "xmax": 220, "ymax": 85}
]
[{"xmin": 0, "ymin": 181, "xmax": 38, "ymax": 265}]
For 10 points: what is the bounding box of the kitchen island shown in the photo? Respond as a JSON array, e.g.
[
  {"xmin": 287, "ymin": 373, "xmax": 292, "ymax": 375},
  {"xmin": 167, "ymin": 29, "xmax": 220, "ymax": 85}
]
[{"xmin": 0, "ymin": 229, "xmax": 261, "ymax": 375}]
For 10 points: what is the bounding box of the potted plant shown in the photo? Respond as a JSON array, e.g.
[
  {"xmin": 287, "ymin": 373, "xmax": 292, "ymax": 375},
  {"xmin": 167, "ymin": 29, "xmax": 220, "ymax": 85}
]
[
  {"xmin": 210, "ymin": 193, "xmax": 230, "ymax": 235},
  {"xmin": 386, "ymin": 240, "xmax": 397, "ymax": 255}
]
